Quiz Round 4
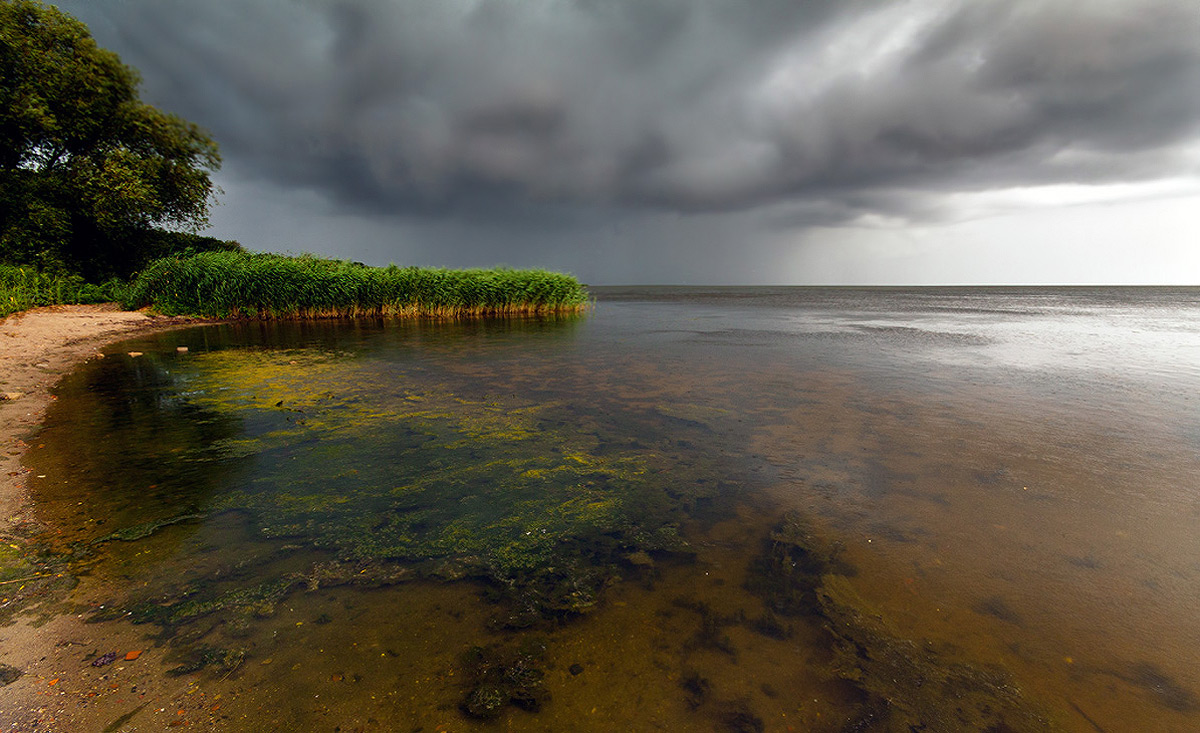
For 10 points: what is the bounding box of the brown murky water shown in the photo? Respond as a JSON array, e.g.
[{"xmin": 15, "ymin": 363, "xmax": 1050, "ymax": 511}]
[{"xmin": 11, "ymin": 287, "xmax": 1200, "ymax": 731}]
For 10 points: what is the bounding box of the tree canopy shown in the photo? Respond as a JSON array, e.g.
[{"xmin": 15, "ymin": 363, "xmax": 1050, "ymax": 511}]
[{"xmin": 0, "ymin": 0, "xmax": 225, "ymax": 279}]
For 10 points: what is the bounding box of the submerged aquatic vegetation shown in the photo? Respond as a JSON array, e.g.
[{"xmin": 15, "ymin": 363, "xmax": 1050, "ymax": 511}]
[
  {"xmin": 93, "ymin": 513, "xmax": 206, "ymax": 543},
  {"xmin": 744, "ymin": 511, "xmax": 845, "ymax": 617},
  {"xmin": 0, "ymin": 539, "xmax": 76, "ymax": 624},
  {"xmin": 818, "ymin": 575, "xmax": 1056, "ymax": 732},
  {"xmin": 179, "ymin": 350, "xmax": 695, "ymax": 571},
  {"xmin": 123, "ymin": 251, "xmax": 590, "ymax": 318},
  {"xmin": 78, "ymin": 347, "xmax": 716, "ymax": 640},
  {"xmin": 743, "ymin": 513, "xmax": 1057, "ymax": 732},
  {"xmin": 163, "ymin": 645, "xmax": 247, "ymax": 677}
]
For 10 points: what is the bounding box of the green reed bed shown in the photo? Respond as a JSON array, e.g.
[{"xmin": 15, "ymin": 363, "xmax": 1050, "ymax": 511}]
[
  {"xmin": 0, "ymin": 264, "xmax": 126, "ymax": 318},
  {"xmin": 124, "ymin": 251, "xmax": 591, "ymax": 318}
]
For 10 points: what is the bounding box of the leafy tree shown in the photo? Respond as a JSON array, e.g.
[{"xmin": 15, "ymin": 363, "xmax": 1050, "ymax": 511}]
[{"xmin": 0, "ymin": 0, "xmax": 225, "ymax": 279}]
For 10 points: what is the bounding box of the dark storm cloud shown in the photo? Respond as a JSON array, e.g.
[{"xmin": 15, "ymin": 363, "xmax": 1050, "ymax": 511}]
[{"xmin": 59, "ymin": 0, "xmax": 1200, "ymax": 226}]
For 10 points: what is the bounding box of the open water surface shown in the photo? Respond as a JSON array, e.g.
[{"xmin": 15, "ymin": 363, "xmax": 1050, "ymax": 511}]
[{"xmin": 19, "ymin": 286, "xmax": 1200, "ymax": 731}]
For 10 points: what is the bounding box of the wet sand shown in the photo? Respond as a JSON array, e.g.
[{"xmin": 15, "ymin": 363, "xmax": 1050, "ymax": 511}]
[{"xmin": 0, "ymin": 305, "xmax": 219, "ymax": 730}]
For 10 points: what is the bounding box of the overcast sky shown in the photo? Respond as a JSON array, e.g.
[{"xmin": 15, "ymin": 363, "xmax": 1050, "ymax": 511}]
[{"xmin": 57, "ymin": 0, "xmax": 1200, "ymax": 284}]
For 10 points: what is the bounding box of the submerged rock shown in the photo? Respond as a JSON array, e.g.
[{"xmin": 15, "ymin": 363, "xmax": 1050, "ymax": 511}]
[
  {"xmin": 624, "ymin": 550, "xmax": 654, "ymax": 567},
  {"xmin": 164, "ymin": 645, "xmax": 246, "ymax": 677},
  {"xmin": 459, "ymin": 641, "xmax": 550, "ymax": 719},
  {"xmin": 91, "ymin": 651, "xmax": 118, "ymax": 667},
  {"xmin": 463, "ymin": 683, "xmax": 508, "ymax": 719},
  {"xmin": 744, "ymin": 511, "xmax": 842, "ymax": 617}
]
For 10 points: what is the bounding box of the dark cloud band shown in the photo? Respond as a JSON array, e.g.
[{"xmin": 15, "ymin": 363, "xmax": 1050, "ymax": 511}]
[{"xmin": 59, "ymin": 0, "xmax": 1200, "ymax": 227}]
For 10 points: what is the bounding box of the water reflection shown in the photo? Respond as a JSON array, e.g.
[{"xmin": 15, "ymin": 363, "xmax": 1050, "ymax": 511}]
[{"xmin": 32, "ymin": 351, "xmax": 247, "ymax": 554}]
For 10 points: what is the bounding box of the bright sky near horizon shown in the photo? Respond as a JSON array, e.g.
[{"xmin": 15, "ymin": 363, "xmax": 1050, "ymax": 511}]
[{"xmin": 56, "ymin": 0, "xmax": 1200, "ymax": 285}]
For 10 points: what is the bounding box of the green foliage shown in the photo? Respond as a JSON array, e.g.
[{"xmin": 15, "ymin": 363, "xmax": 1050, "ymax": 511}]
[
  {"xmin": 0, "ymin": 0, "xmax": 221, "ymax": 279},
  {"xmin": 124, "ymin": 251, "xmax": 591, "ymax": 317},
  {"xmin": 126, "ymin": 228, "xmax": 243, "ymax": 266},
  {"xmin": 0, "ymin": 262, "xmax": 125, "ymax": 316}
]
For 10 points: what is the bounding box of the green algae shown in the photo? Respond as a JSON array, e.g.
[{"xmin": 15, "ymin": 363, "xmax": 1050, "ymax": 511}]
[
  {"xmin": 67, "ymin": 347, "xmax": 725, "ymax": 643},
  {"xmin": 94, "ymin": 512, "xmax": 206, "ymax": 543},
  {"xmin": 0, "ymin": 542, "xmax": 35, "ymax": 583},
  {"xmin": 159, "ymin": 577, "xmax": 299, "ymax": 626},
  {"xmin": 0, "ymin": 538, "xmax": 76, "ymax": 625},
  {"xmin": 174, "ymin": 349, "xmax": 693, "ymax": 577},
  {"xmin": 29, "ymin": 332, "xmax": 768, "ymax": 730}
]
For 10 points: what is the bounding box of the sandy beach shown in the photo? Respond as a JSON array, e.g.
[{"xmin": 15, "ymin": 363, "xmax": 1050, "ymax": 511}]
[{"xmin": 0, "ymin": 305, "xmax": 224, "ymax": 731}]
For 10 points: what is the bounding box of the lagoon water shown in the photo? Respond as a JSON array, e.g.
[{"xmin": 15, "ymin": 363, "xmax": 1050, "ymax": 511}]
[{"xmin": 25, "ymin": 287, "xmax": 1200, "ymax": 731}]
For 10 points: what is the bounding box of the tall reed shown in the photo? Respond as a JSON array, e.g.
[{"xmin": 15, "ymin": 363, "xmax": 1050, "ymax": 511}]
[
  {"xmin": 0, "ymin": 265, "xmax": 125, "ymax": 318},
  {"xmin": 123, "ymin": 252, "xmax": 590, "ymax": 318}
]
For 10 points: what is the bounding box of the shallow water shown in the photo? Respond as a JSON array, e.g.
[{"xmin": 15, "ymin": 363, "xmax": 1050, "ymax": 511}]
[{"xmin": 22, "ymin": 287, "xmax": 1200, "ymax": 731}]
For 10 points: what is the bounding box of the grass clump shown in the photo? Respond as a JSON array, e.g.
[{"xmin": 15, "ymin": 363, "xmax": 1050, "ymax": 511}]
[
  {"xmin": 123, "ymin": 251, "xmax": 590, "ymax": 318},
  {"xmin": 0, "ymin": 264, "xmax": 126, "ymax": 318}
]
